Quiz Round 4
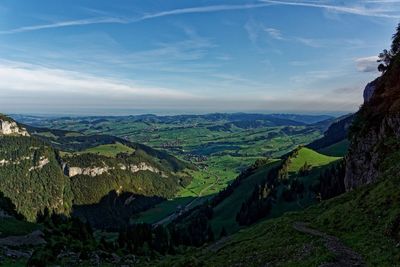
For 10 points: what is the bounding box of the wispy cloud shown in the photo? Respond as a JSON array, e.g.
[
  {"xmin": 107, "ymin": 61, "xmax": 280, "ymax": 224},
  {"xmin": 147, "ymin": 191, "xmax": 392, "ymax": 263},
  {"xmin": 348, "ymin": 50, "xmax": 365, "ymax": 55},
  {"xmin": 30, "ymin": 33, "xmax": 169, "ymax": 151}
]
[
  {"xmin": 264, "ymin": 28, "xmax": 284, "ymax": 40},
  {"xmin": 0, "ymin": 60, "xmax": 196, "ymax": 99},
  {"xmin": 261, "ymin": 0, "xmax": 400, "ymax": 19},
  {"xmin": 0, "ymin": 17, "xmax": 129, "ymax": 34},
  {"xmin": 355, "ymin": 56, "xmax": 379, "ymax": 72},
  {"xmin": 244, "ymin": 20, "xmax": 367, "ymax": 49},
  {"xmin": 0, "ymin": 3, "xmax": 272, "ymax": 35},
  {"xmin": 244, "ymin": 20, "xmax": 260, "ymax": 44},
  {"xmin": 244, "ymin": 20, "xmax": 285, "ymax": 47}
]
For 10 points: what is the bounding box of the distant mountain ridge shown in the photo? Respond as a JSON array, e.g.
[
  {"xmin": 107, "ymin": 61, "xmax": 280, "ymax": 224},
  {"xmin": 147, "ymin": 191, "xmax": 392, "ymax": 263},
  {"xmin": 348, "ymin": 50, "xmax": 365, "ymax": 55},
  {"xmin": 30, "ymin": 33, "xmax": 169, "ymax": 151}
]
[{"xmin": 12, "ymin": 112, "xmax": 334, "ymax": 128}]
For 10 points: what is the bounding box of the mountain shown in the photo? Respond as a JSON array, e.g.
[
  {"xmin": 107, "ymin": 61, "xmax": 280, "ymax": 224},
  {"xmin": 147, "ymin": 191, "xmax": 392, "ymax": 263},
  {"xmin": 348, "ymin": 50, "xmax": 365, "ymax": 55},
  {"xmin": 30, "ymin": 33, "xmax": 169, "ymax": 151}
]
[
  {"xmin": 0, "ymin": 117, "xmax": 72, "ymax": 221},
  {"xmin": 0, "ymin": 115, "xmax": 193, "ymax": 227},
  {"xmin": 269, "ymin": 114, "xmax": 334, "ymax": 124}
]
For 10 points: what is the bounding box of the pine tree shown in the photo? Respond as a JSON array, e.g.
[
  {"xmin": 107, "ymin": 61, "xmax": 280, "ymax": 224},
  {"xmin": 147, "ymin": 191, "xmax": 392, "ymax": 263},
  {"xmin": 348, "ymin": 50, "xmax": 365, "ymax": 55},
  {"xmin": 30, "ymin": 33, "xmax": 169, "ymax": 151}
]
[{"xmin": 391, "ymin": 23, "xmax": 400, "ymax": 56}]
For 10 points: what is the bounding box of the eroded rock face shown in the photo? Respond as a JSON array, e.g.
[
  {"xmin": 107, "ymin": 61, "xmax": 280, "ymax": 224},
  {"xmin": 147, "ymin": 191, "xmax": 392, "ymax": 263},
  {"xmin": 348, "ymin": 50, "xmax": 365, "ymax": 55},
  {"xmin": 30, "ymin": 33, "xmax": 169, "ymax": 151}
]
[
  {"xmin": 363, "ymin": 80, "xmax": 377, "ymax": 104},
  {"xmin": 344, "ymin": 114, "xmax": 400, "ymax": 190},
  {"xmin": 128, "ymin": 162, "xmax": 163, "ymax": 176},
  {"xmin": 67, "ymin": 166, "xmax": 111, "ymax": 177},
  {"xmin": 0, "ymin": 120, "xmax": 29, "ymax": 136},
  {"xmin": 28, "ymin": 157, "xmax": 50, "ymax": 172},
  {"xmin": 64, "ymin": 162, "xmax": 165, "ymax": 177}
]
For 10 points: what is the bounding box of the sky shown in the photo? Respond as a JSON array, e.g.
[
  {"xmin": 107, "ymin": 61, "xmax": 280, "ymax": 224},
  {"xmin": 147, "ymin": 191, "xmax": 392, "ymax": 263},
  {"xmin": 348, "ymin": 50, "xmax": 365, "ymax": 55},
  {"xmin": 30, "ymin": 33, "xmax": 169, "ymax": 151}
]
[{"xmin": 0, "ymin": 0, "xmax": 399, "ymax": 115}]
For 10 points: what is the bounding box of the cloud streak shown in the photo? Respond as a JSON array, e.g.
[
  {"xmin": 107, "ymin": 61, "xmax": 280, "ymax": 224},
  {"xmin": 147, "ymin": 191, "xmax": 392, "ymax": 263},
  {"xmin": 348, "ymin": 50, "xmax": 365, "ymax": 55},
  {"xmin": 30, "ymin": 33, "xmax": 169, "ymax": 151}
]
[
  {"xmin": 264, "ymin": 28, "xmax": 284, "ymax": 40},
  {"xmin": 355, "ymin": 56, "xmax": 379, "ymax": 72},
  {"xmin": 0, "ymin": 3, "xmax": 272, "ymax": 34},
  {"xmin": 261, "ymin": 0, "xmax": 400, "ymax": 19},
  {"xmin": 0, "ymin": 60, "xmax": 196, "ymax": 99},
  {"xmin": 0, "ymin": 17, "xmax": 129, "ymax": 34}
]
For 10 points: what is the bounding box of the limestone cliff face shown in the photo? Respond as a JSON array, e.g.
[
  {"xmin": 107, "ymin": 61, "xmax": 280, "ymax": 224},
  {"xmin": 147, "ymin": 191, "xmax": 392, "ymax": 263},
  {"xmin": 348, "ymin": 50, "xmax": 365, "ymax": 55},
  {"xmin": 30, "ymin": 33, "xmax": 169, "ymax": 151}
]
[
  {"xmin": 344, "ymin": 58, "xmax": 400, "ymax": 191},
  {"xmin": 64, "ymin": 162, "xmax": 165, "ymax": 177},
  {"xmin": 0, "ymin": 118, "xmax": 29, "ymax": 136}
]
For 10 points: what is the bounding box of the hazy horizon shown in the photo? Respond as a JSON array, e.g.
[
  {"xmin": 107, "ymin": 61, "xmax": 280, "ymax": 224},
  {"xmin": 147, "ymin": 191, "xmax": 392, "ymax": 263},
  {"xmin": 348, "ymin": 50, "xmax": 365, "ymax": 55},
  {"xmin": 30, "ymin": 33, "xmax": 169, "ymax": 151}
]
[{"xmin": 6, "ymin": 109, "xmax": 346, "ymax": 118}]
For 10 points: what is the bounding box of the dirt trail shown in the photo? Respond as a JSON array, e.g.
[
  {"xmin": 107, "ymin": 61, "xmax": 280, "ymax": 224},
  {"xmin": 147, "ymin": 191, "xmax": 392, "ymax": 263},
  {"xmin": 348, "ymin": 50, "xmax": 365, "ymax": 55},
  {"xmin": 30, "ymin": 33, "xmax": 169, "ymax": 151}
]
[{"xmin": 293, "ymin": 222, "xmax": 365, "ymax": 267}]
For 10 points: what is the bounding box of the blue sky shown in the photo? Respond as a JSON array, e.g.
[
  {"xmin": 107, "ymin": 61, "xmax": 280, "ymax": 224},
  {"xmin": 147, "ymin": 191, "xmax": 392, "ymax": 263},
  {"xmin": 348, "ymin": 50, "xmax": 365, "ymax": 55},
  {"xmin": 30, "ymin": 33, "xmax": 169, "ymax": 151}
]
[{"xmin": 0, "ymin": 0, "xmax": 399, "ymax": 115}]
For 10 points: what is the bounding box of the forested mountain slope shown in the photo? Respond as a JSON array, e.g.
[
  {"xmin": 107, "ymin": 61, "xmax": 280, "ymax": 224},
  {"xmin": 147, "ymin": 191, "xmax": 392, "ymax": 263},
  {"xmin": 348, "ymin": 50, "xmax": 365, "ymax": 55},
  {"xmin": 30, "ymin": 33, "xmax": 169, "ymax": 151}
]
[{"xmin": 0, "ymin": 115, "xmax": 193, "ymax": 227}]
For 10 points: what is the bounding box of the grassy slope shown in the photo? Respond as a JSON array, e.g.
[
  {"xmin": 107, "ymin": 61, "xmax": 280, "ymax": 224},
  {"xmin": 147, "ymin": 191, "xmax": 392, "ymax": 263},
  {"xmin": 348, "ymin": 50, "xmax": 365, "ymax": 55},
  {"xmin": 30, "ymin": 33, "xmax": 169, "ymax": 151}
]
[
  {"xmin": 150, "ymin": 161, "xmax": 400, "ymax": 267},
  {"xmin": 210, "ymin": 162, "xmax": 280, "ymax": 235},
  {"xmin": 317, "ymin": 139, "xmax": 350, "ymax": 157},
  {"xmin": 77, "ymin": 142, "xmax": 135, "ymax": 157},
  {"xmin": 288, "ymin": 147, "xmax": 340, "ymax": 172},
  {"xmin": 269, "ymin": 148, "xmax": 340, "ymax": 219},
  {"xmin": 211, "ymin": 148, "xmax": 339, "ymax": 235}
]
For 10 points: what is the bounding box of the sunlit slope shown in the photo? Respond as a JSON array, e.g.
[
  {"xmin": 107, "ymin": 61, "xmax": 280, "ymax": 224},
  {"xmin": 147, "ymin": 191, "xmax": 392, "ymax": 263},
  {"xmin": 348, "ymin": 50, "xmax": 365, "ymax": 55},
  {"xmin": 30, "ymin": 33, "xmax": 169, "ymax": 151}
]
[{"xmin": 211, "ymin": 147, "xmax": 340, "ymax": 235}]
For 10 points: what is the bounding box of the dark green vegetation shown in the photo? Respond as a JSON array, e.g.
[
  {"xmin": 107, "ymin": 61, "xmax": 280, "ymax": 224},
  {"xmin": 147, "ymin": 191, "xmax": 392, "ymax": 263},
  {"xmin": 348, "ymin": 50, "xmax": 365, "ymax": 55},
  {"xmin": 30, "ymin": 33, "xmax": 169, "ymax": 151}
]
[
  {"xmin": 0, "ymin": 117, "xmax": 193, "ymax": 229},
  {"xmin": 235, "ymin": 147, "xmax": 340, "ymax": 227},
  {"xmin": 0, "ymin": 135, "xmax": 73, "ymax": 221},
  {"xmin": 209, "ymin": 147, "xmax": 340, "ymax": 235}
]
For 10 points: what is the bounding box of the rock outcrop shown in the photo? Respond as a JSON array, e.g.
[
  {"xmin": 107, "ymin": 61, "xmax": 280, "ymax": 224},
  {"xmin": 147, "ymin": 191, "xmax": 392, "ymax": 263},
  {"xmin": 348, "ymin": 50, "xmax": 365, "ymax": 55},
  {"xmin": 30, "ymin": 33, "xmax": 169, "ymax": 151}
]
[
  {"xmin": 28, "ymin": 157, "xmax": 50, "ymax": 172},
  {"xmin": 66, "ymin": 166, "xmax": 111, "ymax": 177},
  {"xmin": 64, "ymin": 162, "xmax": 164, "ymax": 177},
  {"xmin": 0, "ymin": 117, "xmax": 29, "ymax": 136},
  {"xmin": 363, "ymin": 79, "xmax": 377, "ymax": 103},
  {"xmin": 344, "ymin": 114, "xmax": 400, "ymax": 190}
]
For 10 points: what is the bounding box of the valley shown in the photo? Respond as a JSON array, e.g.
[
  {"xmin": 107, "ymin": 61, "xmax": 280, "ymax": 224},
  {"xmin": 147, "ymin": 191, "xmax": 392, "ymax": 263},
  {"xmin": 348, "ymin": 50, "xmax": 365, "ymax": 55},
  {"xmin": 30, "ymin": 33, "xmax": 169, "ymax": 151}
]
[
  {"xmin": 14, "ymin": 113, "xmax": 334, "ymax": 225},
  {"xmin": 0, "ymin": 111, "xmax": 353, "ymax": 266}
]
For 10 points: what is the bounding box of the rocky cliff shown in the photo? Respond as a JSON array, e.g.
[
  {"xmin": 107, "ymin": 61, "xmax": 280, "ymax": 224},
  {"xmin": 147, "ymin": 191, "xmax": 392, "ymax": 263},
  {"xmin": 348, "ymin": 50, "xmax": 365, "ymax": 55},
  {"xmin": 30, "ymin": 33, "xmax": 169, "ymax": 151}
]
[
  {"xmin": 344, "ymin": 55, "xmax": 400, "ymax": 191},
  {"xmin": 0, "ymin": 115, "xmax": 29, "ymax": 136},
  {"xmin": 64, "ymin": 162, "xmax": 164, "ymax": 178}
]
